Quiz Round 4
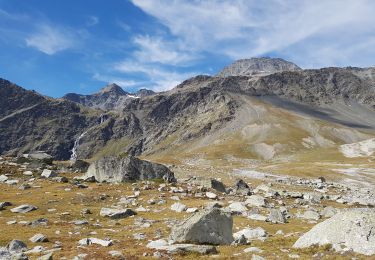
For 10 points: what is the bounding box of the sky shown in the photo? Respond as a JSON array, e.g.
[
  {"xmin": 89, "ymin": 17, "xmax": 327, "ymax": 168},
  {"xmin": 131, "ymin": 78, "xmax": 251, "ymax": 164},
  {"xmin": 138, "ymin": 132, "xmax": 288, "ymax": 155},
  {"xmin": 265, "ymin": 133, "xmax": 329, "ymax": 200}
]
[{"xmin": 0, "ymin": 0, "xmax": 375, "ymax": 97}]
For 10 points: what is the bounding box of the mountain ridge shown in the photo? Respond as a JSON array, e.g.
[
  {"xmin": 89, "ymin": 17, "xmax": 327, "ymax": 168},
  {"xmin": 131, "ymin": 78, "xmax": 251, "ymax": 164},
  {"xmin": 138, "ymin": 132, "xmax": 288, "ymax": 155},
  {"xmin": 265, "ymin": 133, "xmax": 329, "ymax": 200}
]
[{"xmin": 1, "ymin": 58, "xmax": 375, "ymax": 161}]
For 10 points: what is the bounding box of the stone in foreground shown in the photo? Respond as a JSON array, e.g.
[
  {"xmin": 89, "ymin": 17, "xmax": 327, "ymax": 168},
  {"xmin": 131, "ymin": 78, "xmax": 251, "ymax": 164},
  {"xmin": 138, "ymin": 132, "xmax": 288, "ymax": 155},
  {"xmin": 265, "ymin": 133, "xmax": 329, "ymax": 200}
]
[
  {"xmin": 78, "ymin": 238, "xmax": 113, "ymax": 247},
  {"xmin": 85, "ymin": 156, "xmax": 176, "ymax": 183},
  {"xmin": 11, "ymin": 204, "xmax": 38, "ymax": 213},
  {"xmin": 169, "ymin": 208, "xmax": 233, "ymax": 245},
  {"xmin": 293, "ymin": 208, "xmax": 375, "ymax": 255},
  {"xmin": 100, "ymin": 207, "xmax": 136, "ymax": 219},
  {"xmin": 30, "ymin": 234, "xmax": 49, "ymax": 243}
]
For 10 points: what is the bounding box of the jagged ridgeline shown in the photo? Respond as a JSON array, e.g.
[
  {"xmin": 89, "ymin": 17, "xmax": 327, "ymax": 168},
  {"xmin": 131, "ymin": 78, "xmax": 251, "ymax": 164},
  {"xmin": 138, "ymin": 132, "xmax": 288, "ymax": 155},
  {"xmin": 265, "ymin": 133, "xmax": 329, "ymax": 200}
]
[{"xmin": 1, "ymin": 57, "xmax": 375, "ymax": 161}]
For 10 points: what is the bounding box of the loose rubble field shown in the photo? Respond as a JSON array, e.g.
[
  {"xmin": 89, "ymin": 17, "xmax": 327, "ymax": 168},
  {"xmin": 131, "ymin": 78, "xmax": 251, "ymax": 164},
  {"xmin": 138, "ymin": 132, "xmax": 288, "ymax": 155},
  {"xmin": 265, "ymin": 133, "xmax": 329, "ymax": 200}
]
[{"xmin": 0, "ymin": 156, "xmax": 374, "ymax": 259}]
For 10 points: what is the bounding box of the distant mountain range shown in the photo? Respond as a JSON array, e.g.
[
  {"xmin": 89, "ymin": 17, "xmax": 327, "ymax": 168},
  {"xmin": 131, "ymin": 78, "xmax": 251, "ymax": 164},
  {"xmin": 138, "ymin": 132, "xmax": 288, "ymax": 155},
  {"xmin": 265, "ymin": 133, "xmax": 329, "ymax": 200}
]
[
  {"xmin": 1, "ymin": 57, "xmax": 375, "ymax": 163},
  {"xmin": 62, "ymin": 83, "xmax": 155, "ymax": 110}
]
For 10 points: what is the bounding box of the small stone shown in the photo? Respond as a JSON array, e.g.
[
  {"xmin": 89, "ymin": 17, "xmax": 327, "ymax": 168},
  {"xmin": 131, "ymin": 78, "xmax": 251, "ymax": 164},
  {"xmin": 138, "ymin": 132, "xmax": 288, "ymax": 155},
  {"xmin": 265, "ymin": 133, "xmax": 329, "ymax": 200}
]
[
  {"xmin": 0, "ymin": 201, "xmax": 12, "ymax": 210},
  {"xmin": 23, "ymin": 171, "xmax": 33, "ymax": 176},
  {"xmin": 100, "ymin": 208, "xmax": 136, "ymax": 219},
  {"xmin": 7, "ymin": 240, "xmax": 28, "ymax": 253},
  {"xmin": 78, "ymin": 238, "xmax": 113, "ymax": 247},
  {"xmin": 186, "ymin": 207, "xmax": 198, "ymax": 213},
  {"xmin": 41, "ymin": 169, "xmax": 58, "ymax": 178},
  {"xmin": 245, "ymin": 195, "xmax": 267, "ymax": 207},
  {"xmin": 81, "ymin": 208, "xmax": 92, "ymax": 215},
  {"xmin": 71, "ymin": 220, "xmax": 89, "ymax": 225},
  {"xmin": 205, "ymin": 192, "xmax": 218, "ymax": 199},
  {"xmin": 11, "ymin": 204, "xmax": 38, "ymax": 213},
  {"xmin": 37, "ymin": 252, "xmax": 53, "ymax": 260},
  {"xmin": 244, "ymin": 247, "xmax": 263, "ymax": 253},
  {"xmin": 18, "ymin": 183, "xmax": 31, "ymax": 190},
  {"xmin": 30, "ymin": 234, "xmax": 48, "ymax": 243},
  {"xmin": 267, "ymin": 209, "xmax": 286, "ymax": 224},
  {"xmin": 108, "ymin": 251, "xmax": 124, "ymax": 258},
  {"xmin": 297, "ymin": 210, "xmax": 320, "ymax": 221},
  {"xmin": 234, "ymin": 227, "xmax": 267, "ymax": 241},
  {"xmin": 227, "ymin": 202, "xmax": 248, "ymax": 214},
  {"xmin": 170, "ymin": 202, "xmax": 187, "ymax": 213},
  {"xmin": 0, "ymin": 174, "xmax": 8, "ymax": 182}
]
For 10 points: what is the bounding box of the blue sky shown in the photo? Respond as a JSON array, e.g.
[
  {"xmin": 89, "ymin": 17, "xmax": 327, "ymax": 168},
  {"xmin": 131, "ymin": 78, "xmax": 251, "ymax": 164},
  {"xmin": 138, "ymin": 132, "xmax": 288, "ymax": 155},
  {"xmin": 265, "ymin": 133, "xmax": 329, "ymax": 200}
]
[{"xmin": 1, "ymin": 0, "xmax": 375, "ymax": 97}]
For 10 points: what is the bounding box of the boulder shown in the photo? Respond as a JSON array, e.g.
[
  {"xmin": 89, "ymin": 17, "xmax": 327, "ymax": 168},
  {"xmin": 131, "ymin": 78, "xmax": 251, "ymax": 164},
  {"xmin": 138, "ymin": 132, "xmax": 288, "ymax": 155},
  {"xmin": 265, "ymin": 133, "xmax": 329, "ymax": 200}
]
[
  {"xmin": 293, "ymin": 208, "xmax": 375, "ymax": 255},
  {"xmin": 11, "ymin": 204, "xmax": 38, "ymax": 213},
  {"xmin": 100, "ymin": 208, "xmax": 136, "ymax": 219},
  {"xmin": 85, "ymin": 156, "xmax": 176, "ymax": 183},
  {"xmin": 169, "ymin": 208, "xmax": 233, "ymax": 245}
]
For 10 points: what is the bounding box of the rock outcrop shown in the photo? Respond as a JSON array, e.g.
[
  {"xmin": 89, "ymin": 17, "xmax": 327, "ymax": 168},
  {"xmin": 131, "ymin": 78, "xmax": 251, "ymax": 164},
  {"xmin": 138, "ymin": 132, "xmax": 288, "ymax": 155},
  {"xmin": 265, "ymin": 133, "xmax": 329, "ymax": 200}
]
[
  {"xmin": 85, "ymin": 156, "xmax": 176, "ymax": 183},
  {"xmin": 293, "ymin": 208, "xmax": 375, "ymax": 255}
]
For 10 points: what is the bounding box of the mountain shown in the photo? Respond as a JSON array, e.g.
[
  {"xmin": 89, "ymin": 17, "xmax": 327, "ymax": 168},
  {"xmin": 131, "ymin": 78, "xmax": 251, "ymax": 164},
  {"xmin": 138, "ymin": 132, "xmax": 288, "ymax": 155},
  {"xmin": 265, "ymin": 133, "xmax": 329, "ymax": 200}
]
[
  {"xmin": 63, "ymin": 83, "xmax": 155, "ymax": 110},
  {"xmin": 0, "ymin": 78, "xmax": 100, "ymax": 159},
  {"xmin": 1, "ymin": 59, "xmax": 375, "ymax": 167},
  {"xmin": 217, "ymin": 57, "xmax": 301, "ymax": 77}
]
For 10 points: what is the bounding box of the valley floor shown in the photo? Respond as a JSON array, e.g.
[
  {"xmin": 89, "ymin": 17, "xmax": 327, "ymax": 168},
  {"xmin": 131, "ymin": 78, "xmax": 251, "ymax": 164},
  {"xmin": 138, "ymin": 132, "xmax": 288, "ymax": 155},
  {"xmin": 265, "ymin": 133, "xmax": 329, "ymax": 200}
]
[{"xmin": 0, "ymin": 156, "xmax": 374, "ymax": 259}]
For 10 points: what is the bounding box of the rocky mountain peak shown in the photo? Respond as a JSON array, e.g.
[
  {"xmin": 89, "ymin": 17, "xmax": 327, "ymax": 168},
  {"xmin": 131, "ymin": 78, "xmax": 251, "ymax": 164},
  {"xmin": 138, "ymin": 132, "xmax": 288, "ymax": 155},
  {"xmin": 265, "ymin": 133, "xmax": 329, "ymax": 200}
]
[
  {"xmin": 217, "ymin": 57, "xmax": 301, "ymax": 77},
  {"xmin": 98, "ymin": 83, "xmax": 127, "ymax": 95}
]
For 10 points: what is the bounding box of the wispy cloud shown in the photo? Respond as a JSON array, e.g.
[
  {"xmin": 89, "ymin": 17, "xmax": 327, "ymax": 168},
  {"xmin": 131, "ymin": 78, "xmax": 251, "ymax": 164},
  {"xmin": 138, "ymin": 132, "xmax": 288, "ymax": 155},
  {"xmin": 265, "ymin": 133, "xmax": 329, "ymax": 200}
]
[
  {"xmin": 131, "ymin": 0, "xmax": 375, "ymax": 68},
  {"xmin": 25, "ymin": 24, "xmax": 77, "ymax": 55},
  {"xmin": 86, "ymin": 16, "xmax": 99, "ymax": 27},
  {"xmin": 133, "ymin": 35, "xmax": 196, "ymax": 66},
  {"xmin": 114, "ymin": 60, "xmax": 196, "ymax": 91}
]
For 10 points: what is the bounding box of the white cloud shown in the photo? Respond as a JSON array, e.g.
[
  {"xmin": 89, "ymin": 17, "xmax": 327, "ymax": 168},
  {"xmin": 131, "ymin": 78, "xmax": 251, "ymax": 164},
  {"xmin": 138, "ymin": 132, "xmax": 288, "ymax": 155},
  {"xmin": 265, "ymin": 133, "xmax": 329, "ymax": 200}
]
[
  {"xmin": 26, "ymin": 24, "xmax": 76, "ymax": 55},
  {"xmin": 114, "ymin": 60, "xmax": 196, "ymax": 91},
  {"xmin": 133, "ymin": 35, "xmax": 196, "ymax": 65},
  {"xmin": 131, "ymin": 0, "xmax": 375, "ymax": 68}
]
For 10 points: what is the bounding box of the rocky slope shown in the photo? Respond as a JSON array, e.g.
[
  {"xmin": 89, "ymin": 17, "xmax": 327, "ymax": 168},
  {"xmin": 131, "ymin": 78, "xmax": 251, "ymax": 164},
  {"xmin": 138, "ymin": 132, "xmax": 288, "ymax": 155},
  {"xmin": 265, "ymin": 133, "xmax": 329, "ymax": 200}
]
[
  {"xmin": 63, "ymin": 83, "xmax": 155, "ymax": 110},
  {"xmin": 217, "ymin": 57, "xmax": 301, "ymax": 77}
]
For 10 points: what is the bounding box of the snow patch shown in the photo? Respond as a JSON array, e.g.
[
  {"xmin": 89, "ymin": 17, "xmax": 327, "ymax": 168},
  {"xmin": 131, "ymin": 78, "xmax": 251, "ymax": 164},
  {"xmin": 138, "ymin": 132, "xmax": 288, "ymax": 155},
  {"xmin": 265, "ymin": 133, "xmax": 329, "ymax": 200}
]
[{"xmin": 339, "ymin": 138, "xmax": 375, "ymax": 158}]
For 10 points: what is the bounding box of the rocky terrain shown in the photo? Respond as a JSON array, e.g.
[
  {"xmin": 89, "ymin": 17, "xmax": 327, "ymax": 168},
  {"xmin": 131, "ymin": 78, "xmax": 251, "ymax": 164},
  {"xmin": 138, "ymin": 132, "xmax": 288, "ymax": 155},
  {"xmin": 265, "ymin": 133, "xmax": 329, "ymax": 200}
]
[
  {"xmin": 0, "ymin": 154, "xmax": 374, "ymax": 259},
  {"xmin": 1, "ymin": 57, "xmax": 375, "ymax": 258}
]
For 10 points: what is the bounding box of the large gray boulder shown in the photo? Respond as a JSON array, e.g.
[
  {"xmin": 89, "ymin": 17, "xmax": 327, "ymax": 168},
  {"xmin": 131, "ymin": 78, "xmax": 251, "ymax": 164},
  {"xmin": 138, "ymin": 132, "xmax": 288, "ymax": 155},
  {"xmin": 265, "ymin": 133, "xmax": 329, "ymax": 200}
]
[
  {"xmin": 293, "ymin": 208, "xmax": 375, "ymax": 255},
  {"xmin": 169, "ymin": 208, "xmax": 233, "ymax": 245},
  {"xmin": 85, "ymin": 156, "xmax": 176, "ymax": 183}
]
